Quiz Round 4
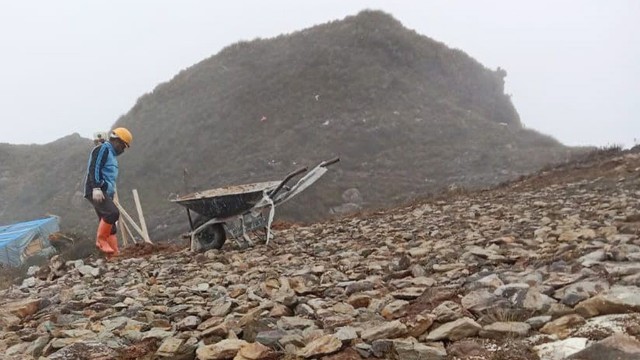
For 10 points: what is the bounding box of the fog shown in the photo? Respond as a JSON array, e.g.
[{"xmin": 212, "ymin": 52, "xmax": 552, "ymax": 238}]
[{"xmin": 0, "ymin": 0, "xmax": 638, "ymax": 147}]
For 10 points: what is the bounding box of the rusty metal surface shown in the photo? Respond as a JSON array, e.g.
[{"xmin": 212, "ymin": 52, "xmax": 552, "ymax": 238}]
[{"xmin": 173, "ymin": 181, "xmax": 281, "ymax": 202}]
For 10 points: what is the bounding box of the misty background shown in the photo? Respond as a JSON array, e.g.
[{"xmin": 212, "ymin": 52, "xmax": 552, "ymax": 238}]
[{"xmin": 0, "ymin": 0, "xmax": 638, "ymax": 147}]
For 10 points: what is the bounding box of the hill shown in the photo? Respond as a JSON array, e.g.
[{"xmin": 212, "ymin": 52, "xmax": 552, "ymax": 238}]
[
  {"xmin": 0, "ymin": 134, "xmax": 91, "ymax": 227},
  {"xmin": 0, "ymin": 10, "xmax": 581, "ymax": 238},
  {"xmin": 1, "ymin": 146, "xmax": 639, "ymax": 359}
]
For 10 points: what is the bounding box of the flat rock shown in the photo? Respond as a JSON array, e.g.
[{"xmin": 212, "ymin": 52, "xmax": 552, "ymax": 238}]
[
  {"xmin": 210, "ymin": 300, "xmax": 234, "ymax": 317},
  {"xmin": 475, "ymin": 274, "xmax": 504, "ymax": 289},
  {"xmin": 554, "ymin": 280, "xmax": 610, "ymax": 307},
  {"xmin": 156, "ymin": 337, "xmax": 184, "ymax": 358},
  {"xmin": 345, "ymin": 281, "xmax": 374, "ymax": 296},
  {"xmin": 519, "ymin": 288, "xmax": 557, "ymax": 311},
  {"xmin": 177, "ymin": 315, "xmax": 201, "ymax": 330},
  {"xmin": 6, "ymin": 342, "xmax": 31, "ymax": 357},
  {"xmin": 3, "ymin": 298, "xmax": 41, "ymax": 319},
  {"xmin": 142, "ymin": 328, "xmax": 175, "ymax": 341},
  {"xmin": 575, "ymin": 285, "xmax": 640, "ymax": 318},
  {"xmin": 406, "ymin": 314, "xmax": 435, "ymax": 338},
  {"xmin": 603, "ymin": 262, "xmax": 640, "ymax": 276},
  {"xmin": 393, "ymin": 338, "xmax": 447, "ymax": 360},
  {"xmin": 235, "ymin": 342, "xmax": 275, "ymax": 360},
  {"xmin": 526, "ymin": 315, "xmax": 552, "ymax": 330},
  {"xmin": 391, "ymin": 287, "xmax": 426, "ymax": 300},
  {"xmin": 196, "ymin": 339, "xmax": 249, "ymax": 360},
  {"xmin": 479, "ymin": 321, "xmax": 531, "ymax": 339},
  {"xmin": 461, "ymin": 290, "xmax": 498, "ymax": 312},
  {"xmin": 21, "ymin": 277, "xmax": 36, "ymax": 288},
  {"xmin": 567, "ymin": 333, "xmax": 640, "ymax": 360},
  {"xmin": 347, "ymin": 294, "xmax": 371, "ymax": 308},
  {"xmin": 298, "ymin": 334, "xmax": 342, "ymax": 358},
  {"xmin": 371, "ymin": 339, "xmax": 393, "ymax": 358},
  {"xmin": 321, "ymin": 347, "xmax": 365, "ymax": 360},
  {"xmin": 335, "ymin": 326, "xmax": 359, "ymax": 342},
  {"xmin": 381, "ymin": 299, "xmax": 409, "ymax": 319},
  {"xmin": 433, "ymin": 263, "xmax": 466, "ymax": 272},
  {"xmin": 432, "ymin": 301, "xmax": 463, "ymax": 322},
  {"xmin": 426, "ymin": 317, "xmax": 481, "ymax": 341},
  {"xmin": 408, "ymin": 248, "xmax": 430, "ymax": 257},
  {"xmin": 361, "ymin": 320, "xmax": 407, "ymax": 341},
  {"xmin": 198, "ymin": 317, "xmax": 224, "ymax": 331},
  {"xmin": 534, "ymin": 337, "xmax": 588, "ymax": 360},
  {"xmin": 47, "ymin": 341, "xmax": 118, "ymax": 360},
  {"xmin": 0, "ymin": 312, "xmax": 21, "ymax": 329},
  {"xmin": 540, "ymin": 314, "xmax": 586, "ymax": 339},
  {"xmin": 277, "ymin": 316, "xmax": 315, "ymax": 330},
  {"xmin": 78, "ymin": 265, "xmax": 100, "ymax": 277},
  {"xmin": 255, "ymin": 330, "xmax": 287, "ymax": 346}
]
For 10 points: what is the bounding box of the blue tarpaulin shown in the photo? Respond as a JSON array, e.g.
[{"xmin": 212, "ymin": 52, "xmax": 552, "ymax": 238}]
[{"xmin": 0, "ymin": 217, "xmax": 59, "ymax": 267}]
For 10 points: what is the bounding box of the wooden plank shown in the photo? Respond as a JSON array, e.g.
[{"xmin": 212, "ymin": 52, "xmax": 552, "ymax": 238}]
[
  {"xmin": 114, "ymin": 192, "xmax": 129, "ymax": 247},
  {"xmin": 122, "ymin": 220, "xmax": 137, "ymax": 244},
  {"xmin": 114, "ymin": 201, "xmax": 153, "ymax": 244},
  {"xmin": 132, "ymin": 189, "xmax": 151, "ymax": 243}
]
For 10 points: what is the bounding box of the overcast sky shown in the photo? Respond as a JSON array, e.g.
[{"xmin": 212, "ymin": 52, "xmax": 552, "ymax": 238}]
[{"xmin": 0, "ymin": 1, "xmax": 638, "ymax": 147}]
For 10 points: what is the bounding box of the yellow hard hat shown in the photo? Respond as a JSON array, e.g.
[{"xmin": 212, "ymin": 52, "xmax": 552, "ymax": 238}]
[{"xmin": 110, "ymin": 127, "xmax": 133, "ymax": 147}]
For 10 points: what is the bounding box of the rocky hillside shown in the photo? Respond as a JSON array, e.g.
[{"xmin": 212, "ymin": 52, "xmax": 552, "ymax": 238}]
[
  {"xmin": 1, "ymin": 147, "xmax": 639, "ymax": 359},
  {"xmin": 0, "ymin": 134, "xmax": 91, "ymax": 226},
  {"xmin": 1, "ymin": 10, "xmax": 581, "ymax": 238}
]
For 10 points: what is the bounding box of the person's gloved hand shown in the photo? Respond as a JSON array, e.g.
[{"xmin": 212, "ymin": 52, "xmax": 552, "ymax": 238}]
[{"xmin": 92, "ymin": 188, "xmax": 105, "ymax": 203}]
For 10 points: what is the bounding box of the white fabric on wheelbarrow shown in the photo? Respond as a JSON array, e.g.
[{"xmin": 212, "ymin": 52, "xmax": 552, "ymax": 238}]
[
  {"xmin": 273, "ymin": 166, "xmax": 328, "ymax": 205},
  {"xmin": 251, "ymin": 192, "xmax": 275, "ymax": 245},
  {"xmin": 247, "ymin": 166, "xmax": 328, "ymax": 246}
]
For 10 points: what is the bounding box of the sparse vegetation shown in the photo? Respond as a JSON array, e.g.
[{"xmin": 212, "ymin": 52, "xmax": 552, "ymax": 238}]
[{"xmin": 478, "ymin": 308, "xmax": 535, "ymax": 326}]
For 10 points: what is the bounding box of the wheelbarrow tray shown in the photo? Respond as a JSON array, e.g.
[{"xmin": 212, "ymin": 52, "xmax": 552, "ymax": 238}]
[{"xmin": 171, "ymin": 181, "xmax": 280, "ymax": 219}]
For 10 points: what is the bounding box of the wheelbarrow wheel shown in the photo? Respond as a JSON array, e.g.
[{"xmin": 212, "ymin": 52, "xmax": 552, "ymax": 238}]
[{"xmin": 193, "ymin": 217, "xmax": 227, "ymax": 250}]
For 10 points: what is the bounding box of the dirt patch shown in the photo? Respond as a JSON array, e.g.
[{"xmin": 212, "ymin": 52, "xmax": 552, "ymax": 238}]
[
  {"xmin": 447, "ymin": 339, "xmax": 491, "ymax": 359},
  {"xmin": 118, "ymin": 242, "xmax": 187, "ymax": 259},
  {"xmin": 489, "ymin": 339, "xmax": 540, "ymax": 360},
  {"xmin": 322, "ymin": 347, "xmax": 364, "ymax": 360},
  {"xmin": 446, "ymin": 338, "xmax": 540, "ymax": 360},
  {"xmin": 272, "ymin": 220, "xmax": 297, "ymax": 230}
]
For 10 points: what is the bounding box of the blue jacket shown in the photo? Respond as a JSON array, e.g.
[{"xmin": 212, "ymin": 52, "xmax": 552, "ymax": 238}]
[{"xmin": 84, "ymin": 142, "xmax": 119, "ymax": 198}]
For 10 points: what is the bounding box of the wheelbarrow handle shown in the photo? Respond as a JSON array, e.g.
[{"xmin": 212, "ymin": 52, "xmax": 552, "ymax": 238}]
[
  {"xmin": 269, "ymin": 166, "xmax": 308, "ymax": 198},
  {"xmin": 321, "ymin": 157, "xmax": 340, "ymax": 167}
]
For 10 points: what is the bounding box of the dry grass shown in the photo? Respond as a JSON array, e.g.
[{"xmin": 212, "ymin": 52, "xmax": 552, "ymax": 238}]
[
  {"xmin": 489, "ymin": 339, "xmax": 540, "ymax": 360},
  {"xmin": 478, "ymin": 307, "xmax": 535, "ymax": 326}
]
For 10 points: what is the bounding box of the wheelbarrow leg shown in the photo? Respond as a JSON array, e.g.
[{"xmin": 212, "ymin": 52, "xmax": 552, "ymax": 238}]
[{"xmin": 264, "ymin": 197, "xmax": 275, "ymax": 246}]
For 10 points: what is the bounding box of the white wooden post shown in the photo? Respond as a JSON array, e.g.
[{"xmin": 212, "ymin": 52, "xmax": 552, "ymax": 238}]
[
  {"xmin": 122, "ymin": 220, "xmax": 137, "ymax": 244},
  {"xmin": 114, "ymin": 202, "xmax": 153, "ymax": 244},
  {"xmin": 114, "ymin": 192, "xmax": 128, "ymax": 247},
  {"xmin": 132, "ymin": 189, "xmax": 150, "ymax": 243}
]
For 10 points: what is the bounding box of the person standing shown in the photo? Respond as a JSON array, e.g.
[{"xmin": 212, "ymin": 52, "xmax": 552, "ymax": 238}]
[{"xmin": 84, "ymin": 127, "xmax": 132, "ymax": 256}]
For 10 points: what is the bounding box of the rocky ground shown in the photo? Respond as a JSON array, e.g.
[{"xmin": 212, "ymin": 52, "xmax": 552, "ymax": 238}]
[{"xmin": 1, "ymin": 148, "xmax": 640, "ymax": 360}]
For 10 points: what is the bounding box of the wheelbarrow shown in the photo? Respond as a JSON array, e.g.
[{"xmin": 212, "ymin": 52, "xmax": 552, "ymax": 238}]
[{"xmin": 172, "ymin": 157, "xmax": 339, "ymax": 251}]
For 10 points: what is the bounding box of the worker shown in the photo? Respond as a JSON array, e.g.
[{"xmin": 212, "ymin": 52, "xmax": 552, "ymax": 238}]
[
  {"xmin": 92, "ymin": 131, "xmax": 108, "ymax": 146},
  {"xmin": 84, "ymin": 127, "xmax": 133, "ymax": 257}
]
